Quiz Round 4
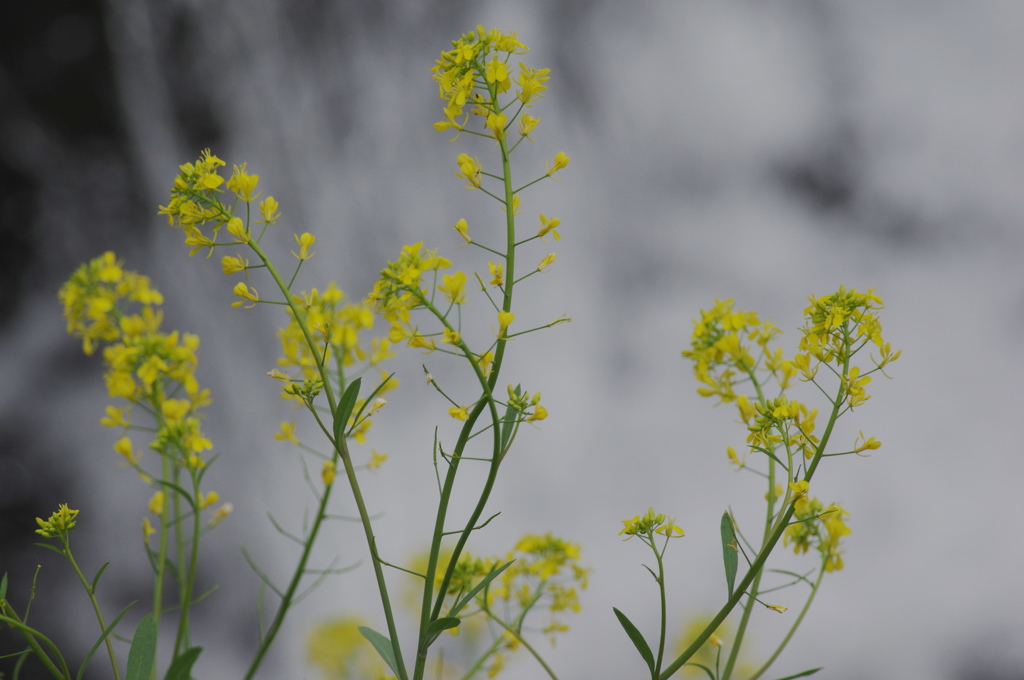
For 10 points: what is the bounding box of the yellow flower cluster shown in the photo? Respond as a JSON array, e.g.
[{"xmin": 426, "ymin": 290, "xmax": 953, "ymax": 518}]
[
  {"xmin": 59, "ymin": 252, "xmax": 227, "ymax": 526},
  {"xmin": 431, "ymin": 27, "xmax": 540, "ymax": 137},
  {"xmin": 790, "ymin": 286, "xmax": 901, "ymax": 409},
  {"xmin": 442, "ymin": 533, "xmax": 589, "ymax": 672},
  {"xmin": 619, "ymin": 508, "xmax": 685, "ymax": 539},
  {"xmin": 784, "ymin": 494, "xmax": 852, "ymax": 573},
  {"xmin": 682, "ymin": 298, "xmax": 787, "ymax": 404},
  {"xmin": 158, "ymin": 149, "xmax": 281, "ymax": 258},
  {"xmin": 35, "ymin": 504, "xmax": 79, "ymax": 539}
]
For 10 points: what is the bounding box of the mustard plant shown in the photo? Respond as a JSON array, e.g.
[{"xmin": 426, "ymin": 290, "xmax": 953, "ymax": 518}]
[{"xmin": 0, "ymin": 25, "xmax": 900, "ymax": 680}]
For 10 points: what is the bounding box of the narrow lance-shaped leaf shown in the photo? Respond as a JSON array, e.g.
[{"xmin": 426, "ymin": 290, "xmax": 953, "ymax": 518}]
[
  {"xmin": 613, "ymin": 607, "xmax": 655, "ymax": 674},
  {"xmin": 721, "ymin": 512, "xmax": 738, "ymax": 598},
  {"xmin": 333, "ymin": 377, "xmax": 363, "ymax": 444}
]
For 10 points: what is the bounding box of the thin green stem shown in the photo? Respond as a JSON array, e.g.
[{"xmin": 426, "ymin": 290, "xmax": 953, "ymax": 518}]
[
  {"xmin": 61, "ymin": 539, "xmax": 121, "ymax": 680},
  {"xmin": 747, "ymin": 562, "xmax": 826, "ymax": 680}
]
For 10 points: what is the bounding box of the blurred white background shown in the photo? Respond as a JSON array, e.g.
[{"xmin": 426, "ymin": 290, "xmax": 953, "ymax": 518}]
[{"xmin": 2, "ymin": 2, "xmax": 1023, "ymax": 679}]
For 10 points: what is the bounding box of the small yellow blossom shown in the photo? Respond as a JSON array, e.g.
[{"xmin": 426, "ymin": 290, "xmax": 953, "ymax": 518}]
[
  {"xmin": 322, "ymin": 461, "xmax": 336, "ymax": 486},
  {"xmin": 149, "ymin": 491, "xmax": 165, "ymax": 516},
  {"xmin": 538, "ymin": 214, "xmax": 561, "ymax": 241},
  {"xmin": 449, "ymin": 405, "xmax": 470, "ymax": 421},
  {"xmin": 292, "ymin": 232, "xmax": 317, "ymax": 261},
  {"xmin": 258, "ymin": 196, "xmax": 280, "ymax": 224},
  {"xmin": 232, "ymin": 282, "xmax": 259, "ymax": 308},
  {"xmin": 275, "ymin": 422, "xmax": 300, "ymax": 445},
  {"xmin": 453, "ymin": 218, "xmax": 472, "ymax": 244},
  {"xmin": 546, "ymin": 151, "xmax": 570, "ymax": 178}
]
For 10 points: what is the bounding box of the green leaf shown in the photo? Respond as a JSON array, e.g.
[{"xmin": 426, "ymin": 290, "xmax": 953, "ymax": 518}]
[
  {"xmin": 90, "ymin": 563, "xmax": 110, "ymax": 593},
  {"xmin": 125, "ymin": 614, "xmax": 157, "ymax": 680},
  {"xmin": 721, "ymin": 512, "xmax": 738, "ymax": 598},
  {"xmin": 449, "ymin": 560, "xmax": 514, "ymax": 618},
  {"xmin": 1, "ymin": 572, "xmax": 7, "ymax": 600},
  {"xmin": 76, "ymin": 602, "xmax": 135, "ymax": 680},
  {"xmin": 333, "ymin": 377, "xmax": 363, "ymax": 443},
  {"xmin": 773, "ymin": 668, "xmax": 822, "ymax": 680},
  {"xmin": 423, "ymin": 616, "xmax": 461, "ymax": 646},
  {"xmin": 358, "ymin": 626, "xmax": 399, "ymax": 677},
  {"xmin": 613, "ymin": 607, "xmax": 654, "ymax": 674},
  {"xmin": 163, "ymin": 647, "xmax": 203, "ymax": 680}
]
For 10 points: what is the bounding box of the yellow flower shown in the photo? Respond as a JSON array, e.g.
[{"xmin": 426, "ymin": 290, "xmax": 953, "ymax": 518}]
[
  {"xmin": 292, "ymin": 232, "xmax": 317, "ymax": 261},
  {"xmin": 485, "ymin": 111, "xmax": 508, "ymax": 140},
  {"xmin": 232, "ymin": 282, "xmax": 259, "ymax": 308},
  {"xmin": 275, "ymin": 421, "xmax": 300, "ymax": 445},
  {"xmin": 537, "ymin": 253, "xmax": 557, "ymax": 271},
  {"xmin": 453, "ymin": 218, "xmax": 472, "ymax": 244},
  {"xmin": 322, "ymin": 461, "xmax": 336, "ymax": 486},
  {"xmin": 538, "ymin": 214, "xmax": 561, "ymax": 241},
  {"xmin": 227, "ymin": 163, "xmax": 260, "ymax": 201},
  {"xmin": 497, "ymin": 310, "xmax": 515, "ymax": 336},
  {"xmin": 149, "ymin": 491, "xmax": 165, "ymax": 516},
  {"xmin": 258, "ymin": 196, "xmax": 280, "ymax": 224},
  {"xmin": 114, "ymin": 436, "xmax": 137, "ymax": 465},
  {"xmin": 226, "ymin": 216, "xmax": 249, "ymax": 244},
  {"xmin": 487, "ymin": 261, "xmax": 504, "ymax": 286},
  {"xmin": 449, "ymin": 405, "xmax": 470, "ymax": 421},
  {"xmin": 455, "ymin": 154, "xmax": 483, "ymax": 188},
  {"xmin": 545, "ymin": 151, "xmax": 570, "ymax": 178}
]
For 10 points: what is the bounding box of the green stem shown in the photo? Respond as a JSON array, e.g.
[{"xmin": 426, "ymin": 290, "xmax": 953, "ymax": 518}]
[
  {"xmin": 659, "ymin": 380, "xmax": 845, "ymax": 680},
  {"xmin": 0, "ymin": 603, "xmax": 72, "ymax": 680},
  {"xmin": 414, "ymin": 83, "xmax": 518, "ymax": 680},
  {"xmin": 240, "ymin": 239, "xmax": 408, "ymax": 679},
  {"xmin": 747, "ymin": 561, "xmax": 826, "ymax": 680},
  {"xmin": 61, "ymin": 539, "xmax": 121, "ymax": 680}
]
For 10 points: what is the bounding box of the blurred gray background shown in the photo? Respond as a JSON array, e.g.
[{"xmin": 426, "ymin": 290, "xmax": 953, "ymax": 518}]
[{"xmin": 2, "ymin": 1, "xmax": 1023, "ymax": 679}]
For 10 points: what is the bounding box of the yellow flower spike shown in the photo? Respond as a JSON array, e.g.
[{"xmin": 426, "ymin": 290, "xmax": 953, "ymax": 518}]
[
  {"xmin": 322, "ymin": 461, "xmax": 336, "ymax": 486},
  {"xmin": 452, "ymin": 218, "xmax": 472, "ymax": 244},
  {"xmin": 292, "ymin": 232, "xmax": 317, "ymax": 261},
  {"xmin": 148, "ymin": 491, "xmax": 165, "ymax": 516},
  {"xmin": 35, "ymin": 504, "xmax": 80, "ymax": 538},
  {"xmin": 545, "ymin": 151, "xmax": 570, "ymax": 178},
  {"xmin": 232, "ymin": 281, "xmax": 259, "ymax": 308},
  {"xmin": 538, "ymin": 213, "xmax": 561, "ymax": 241}
]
